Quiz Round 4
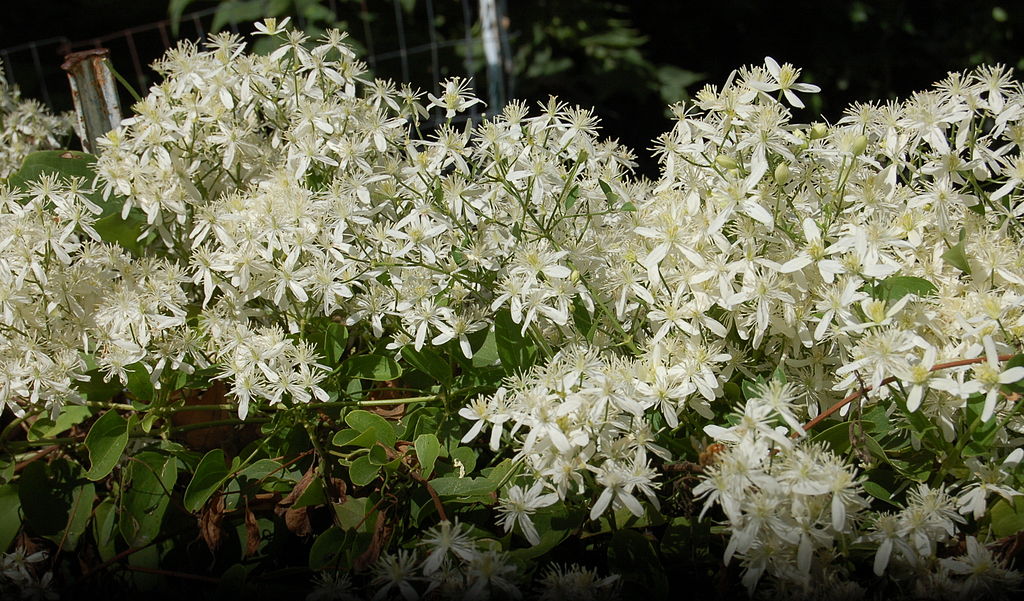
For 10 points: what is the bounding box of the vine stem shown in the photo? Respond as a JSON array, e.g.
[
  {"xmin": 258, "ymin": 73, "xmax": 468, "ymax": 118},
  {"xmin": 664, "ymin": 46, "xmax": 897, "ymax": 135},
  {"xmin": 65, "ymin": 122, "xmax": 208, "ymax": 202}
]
[{"xmin": 801, "ymin": 353, "xmax": 1015, "ymax": 434}]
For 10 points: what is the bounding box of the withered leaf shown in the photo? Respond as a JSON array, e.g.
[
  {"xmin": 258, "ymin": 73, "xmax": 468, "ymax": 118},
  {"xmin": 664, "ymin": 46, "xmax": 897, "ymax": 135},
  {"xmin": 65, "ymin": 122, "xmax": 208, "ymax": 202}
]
[
  {"xmin": 276, "ymin": 464, "xmax": 316, "ymax": 515},
  {"xmin": 327, "ymin": 477, "xmax": 348, "ymax": 504},
  {"xmin": 198, "ymin": 493, "xmax": 226, "ymax": 552},
  {"xmin": 283, "ymin": 506, "xmax": 312, "ymax": 537},
  {"xmin": 353, "ymin": 508, "xmax": 393, "ymax": 572},
  {"xmin": 244, "ymin": 503, "xmax": 261, "ymax": 557},
  {"xmin": 277, "ymin": 464, "xmax": 317, "ymax": 537}
]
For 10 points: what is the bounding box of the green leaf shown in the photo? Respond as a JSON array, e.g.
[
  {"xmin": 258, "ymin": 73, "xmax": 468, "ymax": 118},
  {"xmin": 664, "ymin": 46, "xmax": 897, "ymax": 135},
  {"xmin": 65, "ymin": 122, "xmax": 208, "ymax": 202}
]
[
  {"xmin": 991, "ymin": 496, "xmax": 1024, "ymax": 537},
  {"xmin": 334, "ymin": 497, "xmax": 373, "ymax": 531},
  {"xmin": 508, "ymin": 504, "xmax": 571, "ymax": 561},
  {"xmin": 84, "ymin": 411, "xmax": 129, "ymax": 480},
  {"xmin": 183, "ymin": 449, "xmax": 229, "ymax": 512},
  {"xmin": 212, "ymin": 0, "xmax": 269, "ymax": 32},
  {"xmin": 873, "ymin": 275, "xmax": 937, "ymax": 301},
  {"xmin": 17, "ymin": 462, "xmax": 69, "ymax": 537},
  {"xmin": 75, "ymin": 367, "xmax": 124, "ymax": 403},
  {"xmin": 236, "ymin": 458, "xmax": 283, "ymax": 488},
  {"xmin": 341, "ymin": 354, "xmax": 403, "ymax": 381},
  {"xmin": 121, "ymin": 451, "xmax": 177, "ymax": 546},
  {"xmin": 168, "ymin": 0, "xmax": 200, "ymax": 36},
  {"xmin": 740, "ymin": 376, "xmax": 767, "ymax": 401},
  {"xmin": 570, "ymin": 296, "xmax": 597, "ymax": 342},
  {"xmin": 93, "ymin": 210, "xmax": 148, "ymax": 255},
  {"xmin": 862, "ymin": 480, "xmax": 895, "ymax": 505},
  {"xmin": 7, "ymin": 150, "xmax": 98, "ymax": 186},
  {"xmin": 449, "ymin": 446, "xmax": 478, "ymax": 474},
  {"xmin": 563, "ymin": 184, "xmax": 580, "ymax": 210},
  {"xmin": 27, "ymin": 405, "xmax": 91, "ymax": 441},
  {"xmin": 598, "ymin": 179, "xmax": 620, "ymax": 205},
  {"xmin": 0, "ymin": 485, "xmax": 21, "ymax": 552},
  {"xmin": 126, "ymin": 363, "xmax": 155, "ymax": 403},
  {"xmin": 484, "ymin": 459, "xmax": 519, "ymax": 489},
  {"xmin": 64, "ymin": 482, "xmax": 96, "ymax": 549},
  {"xmin": 92, "ymin": 497, "xmax": 118, "ymax": 561},
  {"xmin": 292, "ymin": 475, "xmax": 327, "ymax": 509},
  {"xmin": 860, "ymin": 468, "xmax": 903, "ymax": 507},
  {"xmin": 427, "ymin": 476, "xmax": 496, "ymax": 497},
  {"xmin": 323, "ymin": 323, "xmax": 348, "ymax": 365},
  {"xmin": 344, "ymin": 410, "xmax": 398, "ymax": 447},
  {"xmin": 7, "ymin": 151, "xmax": 147, "ymax": 254},
  {"xmin": 414, "ymin": 434, "xmax": 441, "ymax": 477},
  {"xmin": 332, "ymin": 428, "xmax": 380, "ymax": 449},
  {"xmin": 368, "ymin": 444, "xmax": 391, "ymax": 466},
  {"xmin": 942, "ymin": 240, "xmax": 972, "ymax": 275},
  {"xmin": 470, "ymin": 329, "xmax": 501, "ymax": 368},
  {"xmin": 607, "ymin": 529, "xmax": 668, "ymax": 599},
  {"xmin": 401, "ymin": 346, "xmax": 451, "ymax": 385},
  {"xmin": 493, "ymin": 310, "xmax": 538, "ymax": 374},
  {"xmin": 348, "ymin": 456, "xmax": 380, "ymax": 487},
  {"xmin": 308, "ymin": 526, "xmax": 347, "ymax": 571}
]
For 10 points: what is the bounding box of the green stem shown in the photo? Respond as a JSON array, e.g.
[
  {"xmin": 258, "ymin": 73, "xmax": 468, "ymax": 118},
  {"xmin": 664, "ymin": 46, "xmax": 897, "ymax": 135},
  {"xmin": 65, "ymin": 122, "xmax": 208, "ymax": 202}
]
[{"xmin": 168, "ymin": 418, "xmax": 269, "ymax": 434}]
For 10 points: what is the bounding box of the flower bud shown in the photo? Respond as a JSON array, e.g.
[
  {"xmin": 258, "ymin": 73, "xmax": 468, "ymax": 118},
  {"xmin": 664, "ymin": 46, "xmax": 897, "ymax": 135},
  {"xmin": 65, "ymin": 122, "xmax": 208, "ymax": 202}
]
[
  {"xmin": 809, "ymin": 123, "xmax": 828, "ymax": 139},
  {"xmin": 774, "ymin": 162, "xmax": 791, "ymax": 185},
  {"xmin": 715, "ymin": 154, "xmax": 738, "ymax": 170},
  {"xmin": 852, "ymin": 134, "xmax": 869, "ymax": 156}
]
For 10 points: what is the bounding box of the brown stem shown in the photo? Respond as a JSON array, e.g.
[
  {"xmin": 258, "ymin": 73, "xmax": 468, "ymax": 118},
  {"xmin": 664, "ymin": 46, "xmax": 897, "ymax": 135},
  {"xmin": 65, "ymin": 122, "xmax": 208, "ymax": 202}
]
[
  {"xmin": 379, "ymin": 442, "xmax": 450, "ymax": 520},
  {"xmin": 408, "ymin": 469, "xmax": 448, "ymax": 522},
  {"xmin": 801, "ymin": 353, "xmax": 1016, "ymax": 434},
  {"xmin": 14, "ymin": 445, "xmax": 58, "ymax": 472}
]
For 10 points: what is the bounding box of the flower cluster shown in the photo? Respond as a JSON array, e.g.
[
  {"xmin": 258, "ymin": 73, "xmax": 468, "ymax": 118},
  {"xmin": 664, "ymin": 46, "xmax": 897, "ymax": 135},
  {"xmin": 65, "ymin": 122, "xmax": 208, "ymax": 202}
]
[
  {"xmin": 3, "ymin": 18, "xmax": 1024, "ymax": 596},
  {"xmin": 0, "ymin": 66, "xmax": 70, "ymax": 178}
]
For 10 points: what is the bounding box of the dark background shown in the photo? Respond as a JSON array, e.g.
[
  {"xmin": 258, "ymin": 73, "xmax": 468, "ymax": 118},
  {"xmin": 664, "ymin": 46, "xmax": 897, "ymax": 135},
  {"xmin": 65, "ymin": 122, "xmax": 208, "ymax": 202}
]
[{"xmin": 3, "ymin": 0, "xmax": 1022, "ymax": 175}]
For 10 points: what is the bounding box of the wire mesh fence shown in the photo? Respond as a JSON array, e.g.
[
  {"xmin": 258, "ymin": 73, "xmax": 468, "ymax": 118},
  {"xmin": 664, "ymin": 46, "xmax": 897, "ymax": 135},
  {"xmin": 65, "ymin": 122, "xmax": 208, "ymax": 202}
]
[{"xmin": 1, "ymin": 1, "xmax": 511, "ymax": 125}]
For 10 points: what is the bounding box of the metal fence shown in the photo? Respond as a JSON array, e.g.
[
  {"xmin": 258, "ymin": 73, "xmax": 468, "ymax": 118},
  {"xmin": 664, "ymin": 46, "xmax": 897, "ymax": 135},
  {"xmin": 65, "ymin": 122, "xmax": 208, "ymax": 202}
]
[{"xmin": 1, "ymin": 1, "xmax": 511, "ymax": 122}]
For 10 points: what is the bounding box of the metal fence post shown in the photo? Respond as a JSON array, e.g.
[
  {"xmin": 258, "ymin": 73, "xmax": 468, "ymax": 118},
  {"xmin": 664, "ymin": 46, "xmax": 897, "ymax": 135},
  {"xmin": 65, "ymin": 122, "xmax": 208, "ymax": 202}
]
[
  {"xmin": 61, "ymin": 49, "xmax": 122, "ymax": 154},
  {"xmin": 479, "ymin": 0, "xmax": 506, "ymax": 115}
]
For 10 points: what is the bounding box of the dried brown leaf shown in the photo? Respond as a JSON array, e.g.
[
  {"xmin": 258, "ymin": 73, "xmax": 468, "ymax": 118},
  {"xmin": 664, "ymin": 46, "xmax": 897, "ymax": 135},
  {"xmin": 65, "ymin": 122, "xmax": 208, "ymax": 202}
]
[
  {"xmin": 327, "ymin": 477, "xmax": 348, "ymax": 504},
  {"xmin": 276, "ymin": 464, "xmax": 315, "ymax": 515},
  {"xmin": 198, "ymin": 493, "xmax": 225, "ymax": 552},
  {"xmin": 353, "ymin": 508, "xmax": 393, "ymax": 572},
  {"xmin": 283, "ymin": 506, "xmax": 312, "ymax": 537},
  {"xmin": 244, "ymin": 503, "xmax": 261, "ymax": 557}
]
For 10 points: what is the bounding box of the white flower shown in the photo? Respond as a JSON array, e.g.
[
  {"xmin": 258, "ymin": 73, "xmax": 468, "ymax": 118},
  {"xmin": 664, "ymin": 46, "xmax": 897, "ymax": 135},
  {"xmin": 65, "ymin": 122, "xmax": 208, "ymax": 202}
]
[
  {"xmin": 426, "ymin": 77, "xmax": 483, "ymax": 119},
  {"xmin": 941, "ymin": 536, "xmax": 1024, "ymax": 598},
  {"xmin": 746, "ymin": 57, "xmax": 821, "ymax": 108},
  {"xmin": 964, "ymin": 335, "xmax": 1024, "ymax": 422},
  {"xmin": 496, "ymin": 481, "xmax": 558, "ymax": 545},
  {"xmin": 419, "ymin": 520, "xmax": 477, "ymax": 575},
  {"xmin": 371, "ymin": 550, "xmax": 420, "ymax": 601}
]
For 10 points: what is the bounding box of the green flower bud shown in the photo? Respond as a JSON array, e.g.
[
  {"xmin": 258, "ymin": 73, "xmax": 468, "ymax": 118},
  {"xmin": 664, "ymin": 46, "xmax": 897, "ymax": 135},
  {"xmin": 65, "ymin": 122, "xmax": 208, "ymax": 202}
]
[
  {"xmin": 774, "ymin": 162, "xmax": 791, "ymax": 184},
  {"xmin": 809, "ymin": 123, "xmax": 828, "ymax": 139},
  {"xmin": 715, "ymin": 154, "xmax": 738, "ymax": 170},
  {"xmin": 852, "ymin": 134, "xmax": 869, "ymax": 156}
]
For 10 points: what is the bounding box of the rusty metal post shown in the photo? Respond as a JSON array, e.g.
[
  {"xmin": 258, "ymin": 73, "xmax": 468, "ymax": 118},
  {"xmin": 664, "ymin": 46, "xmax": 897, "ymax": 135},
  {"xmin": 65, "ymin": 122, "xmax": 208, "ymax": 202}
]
[{"xmin": 61, "ymin": 49, "xmax": 122, "ymax": 154}]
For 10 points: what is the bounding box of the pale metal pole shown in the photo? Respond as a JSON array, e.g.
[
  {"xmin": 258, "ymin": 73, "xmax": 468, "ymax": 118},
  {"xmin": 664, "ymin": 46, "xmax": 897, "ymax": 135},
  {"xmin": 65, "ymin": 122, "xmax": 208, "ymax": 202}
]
[{"xmin": 61, "ymin": 49, "xmax": 122, "ymax": 154}]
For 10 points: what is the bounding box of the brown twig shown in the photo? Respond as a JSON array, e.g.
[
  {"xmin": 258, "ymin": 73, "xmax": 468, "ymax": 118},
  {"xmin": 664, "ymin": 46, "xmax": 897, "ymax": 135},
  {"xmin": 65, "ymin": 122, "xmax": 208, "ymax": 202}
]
[
  {"xmin": 13, "ymin": 445, "xmax": 58, "ymax": 472},
  {"xmin": 408, "ymin": 469, "xmax": 449, "ymax": 522},
  {"xmin": 661, "ymin": 461, "xmax": 704, "ymax": 473},
  {"xmin": 379, "ymin": 442, "xmax": 450, "ymax": 521},
  {"xmin": 801, "ymin": 353, "xmax": 1016, "ymax": 434}
]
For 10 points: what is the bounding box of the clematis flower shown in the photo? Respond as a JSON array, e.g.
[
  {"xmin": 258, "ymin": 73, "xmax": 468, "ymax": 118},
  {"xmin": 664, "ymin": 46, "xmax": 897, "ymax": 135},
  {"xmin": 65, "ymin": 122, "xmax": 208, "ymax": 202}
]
[{"xmin": 746, "ymin": 56, "xmax": 821, "ymax": 108}]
